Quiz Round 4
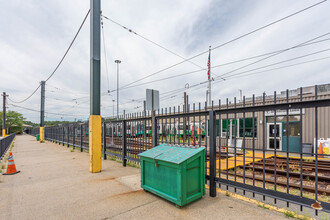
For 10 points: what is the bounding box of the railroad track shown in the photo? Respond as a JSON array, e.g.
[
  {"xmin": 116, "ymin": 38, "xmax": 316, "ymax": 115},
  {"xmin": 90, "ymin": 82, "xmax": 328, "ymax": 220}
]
[{"xmin": 219, "ymin": 156, "xmax": 330, "ymax": 195}]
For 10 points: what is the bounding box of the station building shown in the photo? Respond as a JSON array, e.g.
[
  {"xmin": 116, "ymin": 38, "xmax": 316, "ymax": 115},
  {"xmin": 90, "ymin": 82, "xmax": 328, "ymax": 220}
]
[{"xmin": 213, "ymin": 84, "xmax": 330, "ymax": 154}]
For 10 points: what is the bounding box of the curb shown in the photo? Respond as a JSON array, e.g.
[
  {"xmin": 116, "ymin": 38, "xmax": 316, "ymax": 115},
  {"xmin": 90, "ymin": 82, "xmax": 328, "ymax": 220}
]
[{"xmin": 205, "ymin": 185, "xmax": 315, "ymax": 220}]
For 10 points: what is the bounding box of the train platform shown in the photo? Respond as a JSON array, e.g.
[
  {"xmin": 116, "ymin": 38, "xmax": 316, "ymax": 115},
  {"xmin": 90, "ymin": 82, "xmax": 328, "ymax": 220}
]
[
  {"xmin": 0, "ymin": 134, "xmax": 288, "ymax": 220},
  {"xmin": 207, "ymin": 149, "xmax": 330, "ymax": 172}
]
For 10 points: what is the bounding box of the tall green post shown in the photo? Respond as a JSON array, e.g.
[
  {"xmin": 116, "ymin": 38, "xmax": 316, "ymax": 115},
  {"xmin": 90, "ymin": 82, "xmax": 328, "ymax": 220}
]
[
  {"xmin": 40, "ymin": 81, "xmax": 45, "ymax": 143},
  {"xmin": 89, "ymin": 0, "xmax": 102, "ymax": 173},
  {"xmin": 2, "ymin": 92, "xmax": 6, "ymax": 137}
]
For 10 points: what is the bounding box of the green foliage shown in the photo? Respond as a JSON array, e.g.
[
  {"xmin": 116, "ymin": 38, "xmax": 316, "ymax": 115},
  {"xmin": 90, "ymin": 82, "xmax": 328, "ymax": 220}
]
[
  {"xmin": 0, "ymin": 111, "xmax": 25, "ymax": 134},
  {"xmin": 257, "ymin": 204, "xmax": 269, "ymax": 209},
  {"xmin": 23, "ymin": 120, "xmax": 39, "ymax": 128},
  {"xmin": 283, "ymin": 210, "xmax": 295, "ymax": 218}
]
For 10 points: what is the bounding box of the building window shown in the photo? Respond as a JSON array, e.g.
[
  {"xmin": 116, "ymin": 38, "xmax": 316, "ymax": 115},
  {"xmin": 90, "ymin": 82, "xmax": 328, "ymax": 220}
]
[
  {"xmin": 221, "ymin": 119, "xmax": 238, "ymax": 137},
  {"xmin": 239, "ymin": 118, "xmax": 257, "ymax": 138}
]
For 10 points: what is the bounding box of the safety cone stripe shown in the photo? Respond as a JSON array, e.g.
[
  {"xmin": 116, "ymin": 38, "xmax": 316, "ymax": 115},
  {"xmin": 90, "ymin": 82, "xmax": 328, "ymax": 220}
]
[{"xmin": 3, "ymin": 152, "xmax": 20, "ymax": 175}]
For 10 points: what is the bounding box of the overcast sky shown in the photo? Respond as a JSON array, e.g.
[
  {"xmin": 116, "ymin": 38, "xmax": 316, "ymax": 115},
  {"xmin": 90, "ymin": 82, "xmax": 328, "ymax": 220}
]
[{"xmin": 1, "ymin": 0, "xmax": 330, "ymax": 123}]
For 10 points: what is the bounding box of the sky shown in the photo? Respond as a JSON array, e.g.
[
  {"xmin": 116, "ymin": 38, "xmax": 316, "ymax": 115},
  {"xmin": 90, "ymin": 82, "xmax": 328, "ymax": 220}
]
[{"xmin": 1, "ymin": 0, "xmax": 330, "ymax": 123}]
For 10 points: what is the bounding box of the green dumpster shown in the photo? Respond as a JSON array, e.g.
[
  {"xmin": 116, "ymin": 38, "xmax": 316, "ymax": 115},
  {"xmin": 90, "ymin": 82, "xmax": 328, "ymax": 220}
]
[
  {"xmin": 36, "ymin": 134, "xmax": 40, "ymax": 141},
  {"xmin": 138, "ymin": 144, "xmax": 205, "ymax": 207}
]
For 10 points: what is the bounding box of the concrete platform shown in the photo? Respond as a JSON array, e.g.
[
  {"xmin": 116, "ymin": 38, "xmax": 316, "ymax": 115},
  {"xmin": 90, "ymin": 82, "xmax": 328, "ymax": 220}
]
[{"xmin": 0, "ymin": 135, "xmax": 287, "ymax": 220}]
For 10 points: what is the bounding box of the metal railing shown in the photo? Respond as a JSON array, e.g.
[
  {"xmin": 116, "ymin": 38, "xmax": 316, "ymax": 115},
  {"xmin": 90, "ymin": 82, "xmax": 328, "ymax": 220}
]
[
  {"xmin": 0, "ymin": 133, "xmax": 16, "ymax": 160},
  {"xmin": 28, "ymin": 85, "xmax": 330, "ymax": 215}
]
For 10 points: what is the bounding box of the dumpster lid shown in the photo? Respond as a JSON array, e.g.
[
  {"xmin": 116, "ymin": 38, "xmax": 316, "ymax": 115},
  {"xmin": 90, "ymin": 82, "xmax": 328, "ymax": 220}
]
[{"xmin": 138, "ymin": 144, "xmax": 205, "ymax": 164}]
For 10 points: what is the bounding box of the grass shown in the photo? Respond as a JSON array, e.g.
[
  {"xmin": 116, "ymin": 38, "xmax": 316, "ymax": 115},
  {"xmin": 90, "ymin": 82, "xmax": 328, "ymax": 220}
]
[
  {"xmin": 320, "ymin": 213, "xmax": 330, "ymax": 220},
  {"xmin": 107, "ymin": 155, "xmax": 141, "ymax": 168},
  {"xmin": 70, "ymin": 149, "xmax": 74, "ymax": 152},
  {"xmin": 283, "ymin": 210, "xmax": 295, "ymax": 218},
  {"xmin": 225, "ymin": 192, "xmax": 230, "ymax": 197},
  {"xmin": 257, "ymin": 204, "xmax": 269, "ymax": 209},
  {"xmin": 1, "ymin": 165, "xmax": 4, "ymax": 169}
]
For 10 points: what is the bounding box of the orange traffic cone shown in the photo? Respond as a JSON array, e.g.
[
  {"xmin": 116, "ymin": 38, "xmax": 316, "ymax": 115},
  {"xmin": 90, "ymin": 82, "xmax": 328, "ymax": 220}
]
[
  {"xmin": 3, "ymin": 152, "xmax": 20, "ymax": 175},
  {"xmin": 318, "ymin": 142, "xmax": 324, "ymax": 158}
]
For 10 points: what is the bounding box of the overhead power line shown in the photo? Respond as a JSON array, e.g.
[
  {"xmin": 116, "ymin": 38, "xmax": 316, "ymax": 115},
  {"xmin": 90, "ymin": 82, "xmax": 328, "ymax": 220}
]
[
  {"xmin": 7, "ymin": 85, "xmax": 41, "ymax": 104},
  {"xmin": 215, "ymin": 32, "xmax": 330, "ymax": 79},
  {"xmin": 101, "ymin": 15, "xmax": 111, "ymax": 92},
  {"xmin": 115, "ymin": 0, "xmax": 327, "ymax": 90},
  {"xmin": 101, "ymin": 14, "xmax": 206, "ymax": 71},
  {"xmin": 44, "ymin": 9, "xmax": 90, "ymax": 82},
  {"xmin": 105, "ymin": 35, "xmax": 330, "ymax": 92},
  {"xmin": 8, "ymin": 103, "xmax": 87, "ymax": 117},
  {"xmin": 8, "ymin": 9, "xmax": 90, "ymax": 104}
]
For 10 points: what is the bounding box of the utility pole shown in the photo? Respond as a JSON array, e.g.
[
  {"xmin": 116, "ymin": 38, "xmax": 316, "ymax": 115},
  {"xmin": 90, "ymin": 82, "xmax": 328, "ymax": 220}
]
[
  {"xmin": 183, "ymin": 92, "xmax": 188, "ymax": 142},
  {"xmin": 40, "ymin": 81, "xmax": 45, "ymax": 143},
  {"xmin": 2, "ymin": 92, "xmax": 6, "ymax": 137},
  {"xmin": 111, "ymin": 99, "xmax": 115, "ymax": 145},
  {"xmin": 208, "ymin": 46, "xmax": 212, "ymax": 105},
  {"xmin": 143, "ymin": 100, "xmax": 146, "ymax": 140},
  {"xmin": 115, "ymin": 60, "xmax": 121, "ymax": 120},
  {"xmin": 89, "ymin": 0, "xmax": 102, "ymax": 173}
]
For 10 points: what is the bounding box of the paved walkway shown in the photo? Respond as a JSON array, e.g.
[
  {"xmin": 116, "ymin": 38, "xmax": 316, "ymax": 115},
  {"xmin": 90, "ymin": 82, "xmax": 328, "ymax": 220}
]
[{"xmin": 0, "ymin": 135, "xmax": 286, "ymax": 220}]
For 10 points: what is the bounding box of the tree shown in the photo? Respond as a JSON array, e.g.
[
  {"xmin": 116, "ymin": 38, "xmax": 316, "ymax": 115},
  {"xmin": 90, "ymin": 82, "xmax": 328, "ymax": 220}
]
[{"xmin": 0, "ymin": 111, "xmax": 25, "ymax": 134}]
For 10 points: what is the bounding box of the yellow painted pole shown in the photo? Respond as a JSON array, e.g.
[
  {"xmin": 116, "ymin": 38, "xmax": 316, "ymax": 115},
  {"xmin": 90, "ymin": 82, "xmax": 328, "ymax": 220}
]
[
  {"xmin": 89, "ymin": 0, "xmax": 102, "ymax": 173},
  {"xmin": 40, "ymin": 127, "xmax": 45, "ymax": 143},
  {"xmin": 2, "ymin": 129, "xmax": 6, "ymax": 137},
  {"xmin": 89, "ymin": 115, "xmax": 102, "ymax": 173}
]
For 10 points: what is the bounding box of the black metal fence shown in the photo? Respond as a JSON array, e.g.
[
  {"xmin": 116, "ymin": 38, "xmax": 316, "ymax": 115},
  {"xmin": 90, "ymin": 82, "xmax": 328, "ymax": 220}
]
[
  {"xmin": 0, "ymin": 133, "xmax": 16, "ymax": 160},
  {"xmin": 28, "ymin": 85, "xmax": 330, "ymax": 215}
]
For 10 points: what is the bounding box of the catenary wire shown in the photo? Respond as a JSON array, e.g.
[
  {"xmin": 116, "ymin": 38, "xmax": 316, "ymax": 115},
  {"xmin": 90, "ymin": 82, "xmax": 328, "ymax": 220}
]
[
  {"xmin": 8, "ymin": 9, "xmax": 90, "ymax": 104},
  {"xmin": 116, "ymin": 0, "xmax": 327, "ymax": 89}
]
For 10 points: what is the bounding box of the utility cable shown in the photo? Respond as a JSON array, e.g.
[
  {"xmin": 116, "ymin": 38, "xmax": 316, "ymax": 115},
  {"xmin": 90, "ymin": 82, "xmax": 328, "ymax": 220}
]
[
  {"xmin": 101, "ymin": 14, "xmax": 224, "ymax": 78},
  {"xmin": 8, "ymin": 9, "xmax": 90, "ymax": 104},
  {"xmin": 101, "ymin": 15, "xmax": 111, "ymax": 93},
  {"xmin": 216, "ymin": 32, "xmax": 330, "ymax": 79},
  {"xmin": 107, "ymin": 39, "xmax": 330, "ymax": 92},
  {"xmin": 8, "ymin": 103, "xmax": 87, "ymax": 117},
  {"xmin": 7, "ymin": 85, "xmax": 41, "ymax": 103},
  {"xmin": 116, "ymin": 0, "xmax": 327, "ymax": 89}
]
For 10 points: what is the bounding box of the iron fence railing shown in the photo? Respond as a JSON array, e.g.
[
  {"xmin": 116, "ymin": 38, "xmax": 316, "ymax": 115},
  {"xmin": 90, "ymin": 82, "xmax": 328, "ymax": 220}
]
[
  {"xmin": 0, "ymin": 133, "xmax": 16, "ymax": 160},
  {"xmin": 27, "ymin": 85, "xmax": 330, "ymax": 215}
]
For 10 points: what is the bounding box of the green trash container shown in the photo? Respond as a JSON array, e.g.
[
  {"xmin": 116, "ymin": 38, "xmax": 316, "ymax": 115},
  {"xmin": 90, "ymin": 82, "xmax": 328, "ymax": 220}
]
[
  {"xmin": 138, "ymin": 143, "xmax": 205, "ymax": 207},
  {"xmin": 36, "ymin": 134, "xmax": 40, "ymax": 141}
]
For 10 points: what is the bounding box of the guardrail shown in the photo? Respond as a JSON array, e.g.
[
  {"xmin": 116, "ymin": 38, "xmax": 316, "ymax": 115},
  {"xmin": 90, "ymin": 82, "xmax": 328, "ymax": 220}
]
[{"xmin": 0, "ymin": 133, "xmax": 16, "ymax": 160}]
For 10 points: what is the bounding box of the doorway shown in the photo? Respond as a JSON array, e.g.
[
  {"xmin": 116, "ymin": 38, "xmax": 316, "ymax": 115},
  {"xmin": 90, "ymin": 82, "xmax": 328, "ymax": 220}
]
[{"xmin": 267, "ymin": 123, "xmax": 282, "ymax": 150}]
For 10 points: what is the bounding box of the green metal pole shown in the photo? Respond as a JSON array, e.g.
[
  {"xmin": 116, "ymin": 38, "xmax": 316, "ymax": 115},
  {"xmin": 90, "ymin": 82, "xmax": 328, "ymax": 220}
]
[
  {"xmin": 2, "ymin": 92, "xmax": 6, "ymax": 137},
  {"xmin": 40, "ymin": 81, "xmax": 45, "ymax": 127},
  {"xmin": 40, "ymin": 81, "xmax": 45, "ymax": 142},
  {"xmin": 90, "ymin": 0, "xmax": 101, "ymax": 115},
  {"xmin": 89, "ymin": 0, "xmax": 102, "ymax": 173}
]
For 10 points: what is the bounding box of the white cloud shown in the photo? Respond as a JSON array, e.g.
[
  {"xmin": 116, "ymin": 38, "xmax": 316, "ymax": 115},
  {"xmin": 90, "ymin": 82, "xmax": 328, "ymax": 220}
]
[{"xmin": 1, "ymin": 0, "xmax": 330, "ymax": 122}]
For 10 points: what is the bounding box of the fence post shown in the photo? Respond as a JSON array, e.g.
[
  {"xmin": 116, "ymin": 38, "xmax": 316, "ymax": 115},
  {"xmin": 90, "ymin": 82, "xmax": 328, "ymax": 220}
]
[
  {"xmin": 67, "ymin": 125, "xmax": 70, "ymax": 148},
  {"xmin": 122, "ymin": 120, "xmax": 127, "ymax": 166},
  {"xmin": 209, "ymin": 110, "xmax": 216, "ymax": 197},
  {"xmin": 152, "ymin": 110, "xmax": 158, "ymax": 147},
  {"xmin": 80, "ymin": 124, "xmax": 83, "ymax": 152},
  {"xmin": 73, "ymin": 124, "xmax": 75, "ymax": 150},
  {"xmin": 103, "ymin": 122, "xmax": 107, "ymax": 160},
  {"xmin": 62, "ymin": 127, "xmax": 65, "ymax": 146}
]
